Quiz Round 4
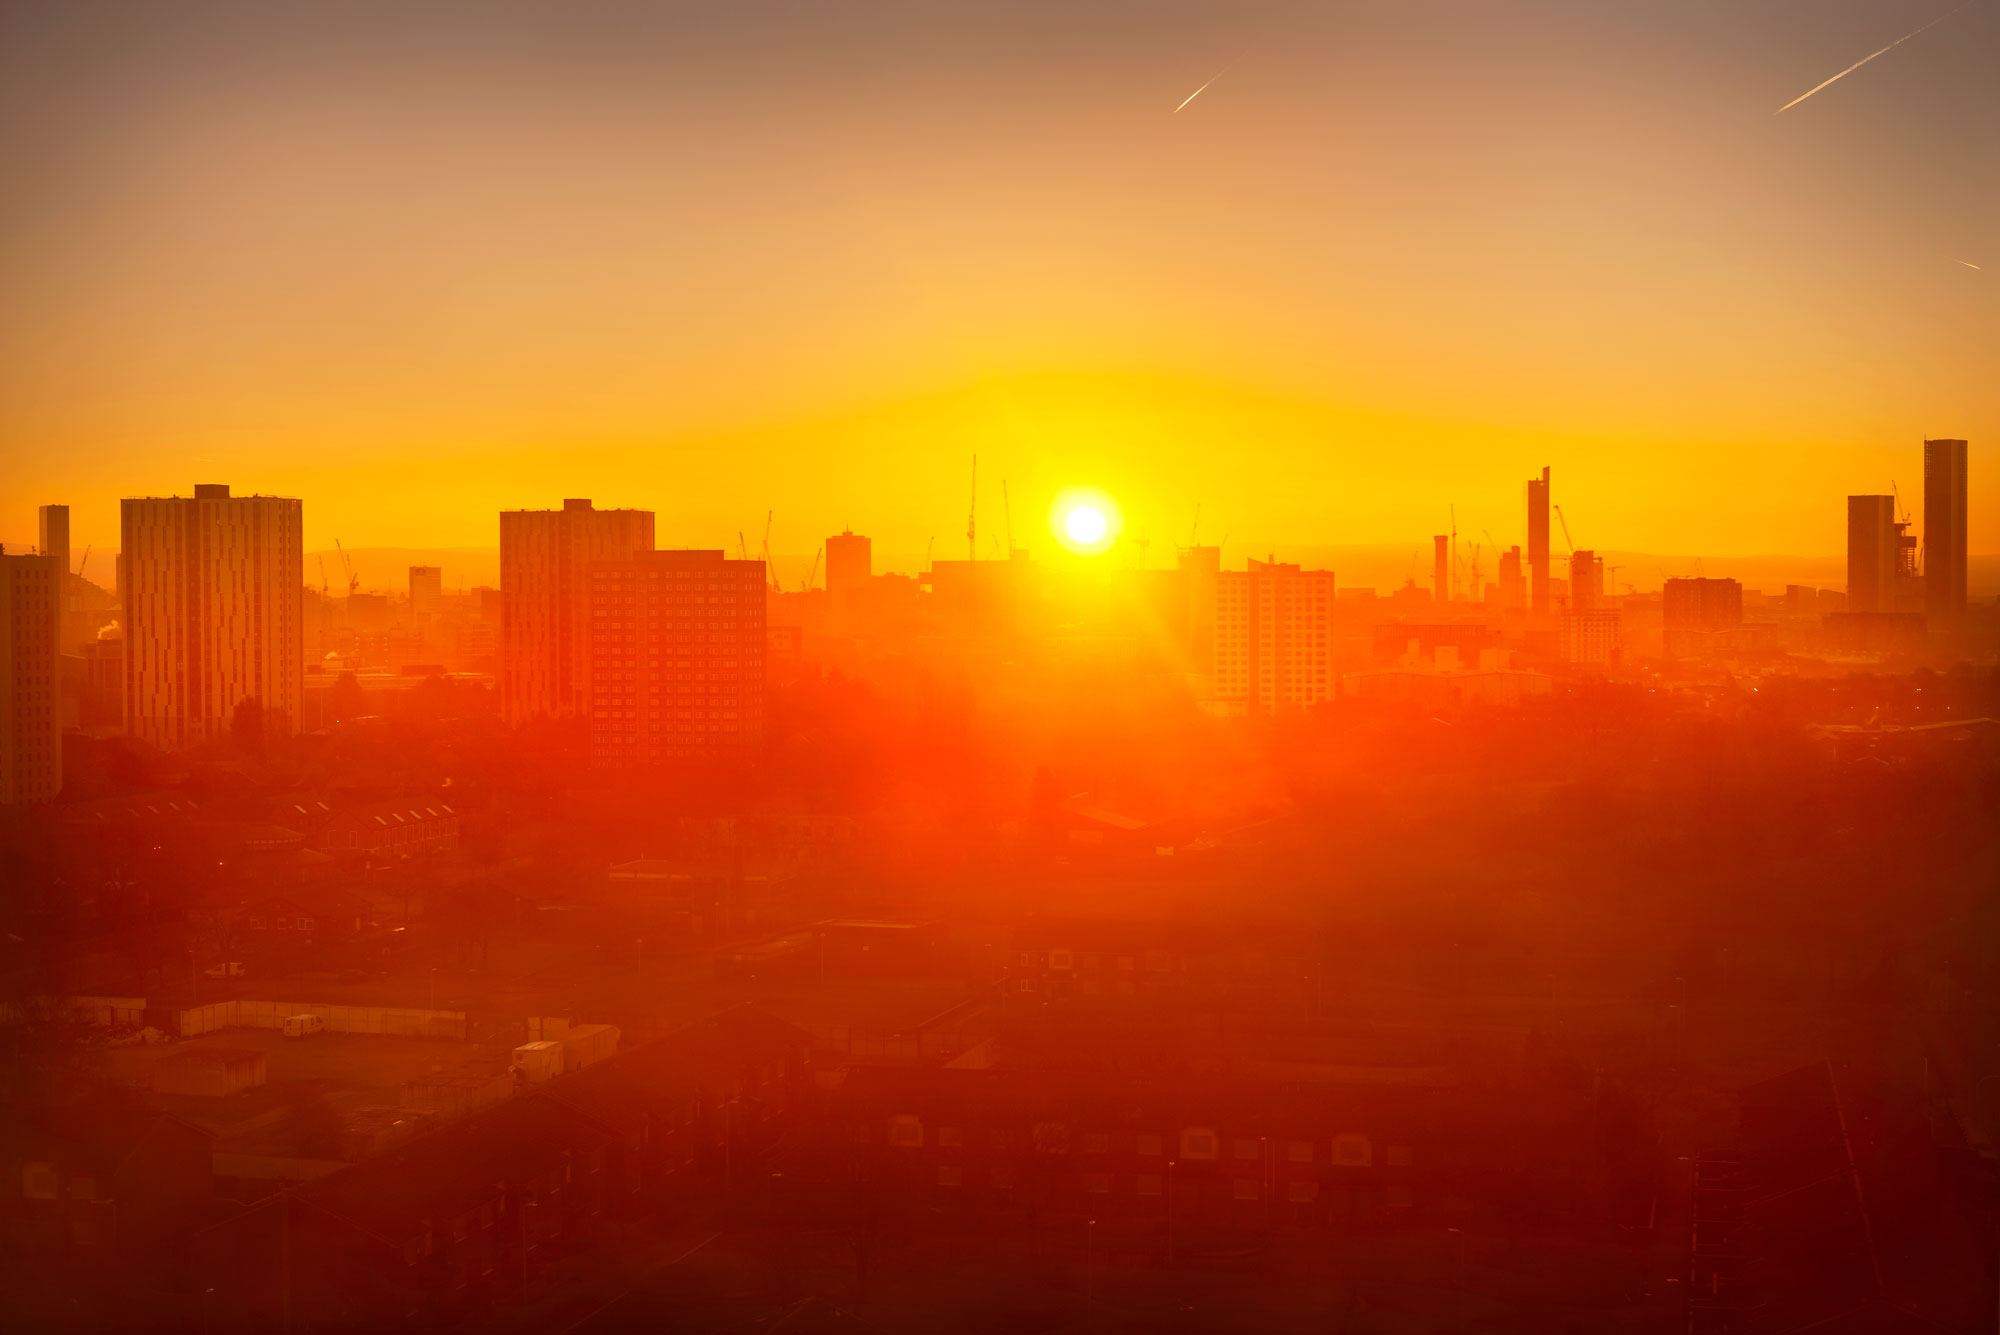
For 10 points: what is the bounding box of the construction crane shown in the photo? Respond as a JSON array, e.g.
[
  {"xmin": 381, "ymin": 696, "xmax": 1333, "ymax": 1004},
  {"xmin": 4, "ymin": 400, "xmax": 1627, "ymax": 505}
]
[
  {"xmin": 1449, "ymin": 505, "xmax": 1459, "ymax": 603},
  {"xmin": 966, "ymin": 456, "xmax": 978, "ymax": 564},
  {"xmin": 1188, "ymin": 504, "xmax": 1201, "ymax": 551},
  {"xmin": 801, "ymin": 543, "xmax": 823, "ymax": 593},
  {"xmin": 316, "ymin": 555, "xmax": 331, "ymax": 600},
  {"xmin": 334, "ymin": 539, "xmax": 359, "ymax": 596},
  {"xmin": 1552, "ymin": 505, "xmax": 1576, "ymax": 557},
  {"xmin": 75, "ymin": 544, "xmax": 91, "ymax": 585},
  {"xmin": 1465, "ymin": 540, "xmax": 1483, "ymax": 603},
  {"xmin": 736, "ymin": 530, "xmax": 749, "ymax": 562},
  {"xmin": 760, "ymin": 512, "xmax": 775, "ymax": 590}
]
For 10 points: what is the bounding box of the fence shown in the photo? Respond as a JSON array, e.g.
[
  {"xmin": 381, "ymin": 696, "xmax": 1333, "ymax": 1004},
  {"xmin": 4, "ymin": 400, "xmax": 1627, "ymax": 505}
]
[{"xmin": 178, "ymin": 999, "xmax": 466, "ymax": 1040}]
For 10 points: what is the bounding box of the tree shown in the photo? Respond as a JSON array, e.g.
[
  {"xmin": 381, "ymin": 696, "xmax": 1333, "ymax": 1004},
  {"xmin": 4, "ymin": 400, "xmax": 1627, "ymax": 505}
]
[
  {"xmin": 230, "ymin": 697, "xmax": 264, "ymax": 755},
  {"xmin": 328, "ymin": 671, "xmax": 366, "ymax": 725}
]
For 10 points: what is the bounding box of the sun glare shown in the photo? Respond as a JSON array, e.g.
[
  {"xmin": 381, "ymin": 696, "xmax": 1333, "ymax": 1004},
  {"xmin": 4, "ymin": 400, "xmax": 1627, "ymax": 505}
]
[{"xmin": 1050, "ymin": 486, "xmax": 1122, "ymax": 556}]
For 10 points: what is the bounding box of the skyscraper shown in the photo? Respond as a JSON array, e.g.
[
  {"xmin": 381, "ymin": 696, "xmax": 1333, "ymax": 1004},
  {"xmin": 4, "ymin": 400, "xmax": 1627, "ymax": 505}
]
[
  {"xmin": 1, "ymin": 536, "xmax": 62, "ymax": 803},
  {"xmin": 1568, "ymin": 550, "xmax": 1603, "ymax": 612},
  {"xmin": 1845, "ymin": 495, "xmax": 1898, "ymax": 615},
  {"xmin": 122, "ymin": 484, "xmax": 303, "ymax": 751},
  {"xmin": 825, "ymin": 531, "xmax": 871, "ymax": 597},
  {"xmin": 38, "ymin": 504, "xmax": 75, "ymax": 649},
  {"xmin": 409, "ymin": 565, "xmax": 443, "ymax": 618},
  {"xmin": 500, "ymin": 498, "xmax": 654, "ymax": 724},
  {"xmin": 1179, "ymin": 544, "xmax": 1221, "ymax": 674},
  {"xmin": 1924, "ymin": 438, "xmax": 1968, "ymax": 622},
  {"xmin": 585, "ymin": 549, "xmax": 766, "ymax": 766},
  {"xmin": 1208, "ymin": 559, "xmax": 1337, "ymax": 716},
  {"xmin": 1497, "ymin": 546, "xmax": 1524, "ymax": 612},
  {"xmin": 825, "ymin": 530, "xmax": 871, "ymax": 629},
  {"xmin": 1527, "ymin": 467, "xmax": 1551, "ymax": 620},
  {"xmin": 1432, "ymin": 535, "xmax": 1449, "ymax": 606},
  {"xmin": 1663, "ymin": 577, "xmax": 1743, "ymax": 658}
]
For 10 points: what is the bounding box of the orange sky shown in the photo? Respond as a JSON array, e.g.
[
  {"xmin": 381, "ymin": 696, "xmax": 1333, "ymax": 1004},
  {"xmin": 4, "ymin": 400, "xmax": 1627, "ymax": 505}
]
[{"xmin": 1, "ymin": 0, "xmax": 1994, "ymax": 565}]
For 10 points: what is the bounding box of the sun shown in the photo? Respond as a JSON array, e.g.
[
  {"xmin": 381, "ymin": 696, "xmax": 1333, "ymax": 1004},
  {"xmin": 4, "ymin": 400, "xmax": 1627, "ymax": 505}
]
[{"xmin": 1050, "ymin": 486, "xmax": 1122, "ymax": 556}]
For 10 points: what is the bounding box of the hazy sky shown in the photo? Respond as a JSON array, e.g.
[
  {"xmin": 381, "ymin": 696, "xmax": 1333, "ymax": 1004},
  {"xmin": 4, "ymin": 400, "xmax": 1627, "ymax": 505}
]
[{"xmin": 1, "ymin": 0, "xmax": 1994, "ymax": 563}]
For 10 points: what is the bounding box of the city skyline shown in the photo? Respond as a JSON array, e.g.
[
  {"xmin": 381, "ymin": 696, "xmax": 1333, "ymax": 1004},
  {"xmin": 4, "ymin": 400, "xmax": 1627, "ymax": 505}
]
[{"xmin": 2, "ymin": 2, "xmax": 1996, "ymax": 560}]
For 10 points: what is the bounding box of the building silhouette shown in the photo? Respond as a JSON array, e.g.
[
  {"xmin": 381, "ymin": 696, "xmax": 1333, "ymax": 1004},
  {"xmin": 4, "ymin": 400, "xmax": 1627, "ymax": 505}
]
[
  {"xmin": 825, "ymin": 530, "xmax": 870, "ymax": 628},
  {"xmin": 1568, "ymin": 550, "xmax": 1604, "ymax": 612},
  {"xmin": 1558, "ymin": 608, "xmax": 1620, "ymax": 665},
  {"xmin": 500, "ymin": 498, "xmax": 654, "ymax": 724},
  {"xmin": 408, "ymin": 565, "xmax": 442, "ymax": 618},
  {"xmin": 1, "ymin": 521, "xmax": 63, "ymax": 803},
  {"xmin": 1526, "ymin": 467, "xmax": 1551, "ymax": 620},
  {"xmin": 1663, "ymin": 577, "xmax": 1743, "ymax": 658},
  {"xmin": 1845, "ymin": 495, "xmax": 1898, "ymax": 615},
  {"xmin": 1207, "ymin": 559, "xmax": 1337, "ymax": 716},
  {"xmin": 825, "ymin": 531, "xmax": 870, "ymax": 598},
  {"xmin": 1178, "ymin": 545, "xmax": 1221, "ymax": 675},
  {"xmin": 121, "ymin": 484, "xmax": 303, "ymax": 751},
  {"xmin": 1496, "ymin": 546, "xmax": 1524, "ymax": 612},
  {"xmin": 1924, "ymin": 438, "xmax": 1968, "ymax": 622},
  {"xmin": 585, "ymin": 549, "xmax": 766, "ymax": 766}
]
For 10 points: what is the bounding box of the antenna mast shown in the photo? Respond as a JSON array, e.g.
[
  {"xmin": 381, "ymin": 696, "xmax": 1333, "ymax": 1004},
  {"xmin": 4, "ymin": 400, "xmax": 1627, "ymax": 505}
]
[{"xmin": 967, "ymin": 456, "xmax": 977, "ymax": 563}]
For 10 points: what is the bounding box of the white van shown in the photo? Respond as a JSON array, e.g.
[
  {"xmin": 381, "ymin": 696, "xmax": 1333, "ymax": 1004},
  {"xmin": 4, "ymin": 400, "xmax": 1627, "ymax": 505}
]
[{"xmin": 282, "ymin": 1013, "xmax": 325, "ymax": 1038}]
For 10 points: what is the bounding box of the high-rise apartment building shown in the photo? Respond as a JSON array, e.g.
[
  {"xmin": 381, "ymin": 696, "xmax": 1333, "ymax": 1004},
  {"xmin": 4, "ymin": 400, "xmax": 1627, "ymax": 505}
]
[
  {"xmin": 1558, "ymin": 608, "xmax": 1620, "ymax": 665},
  {"xmin": 585, "ymin": 549, "xmax": 766, "ymax": 766},
  {"xmin": 122, "ymin": 484, "xmax": 303, "ymax": 750},
  {"xmin": 1179, "ymin": 545, "xmax": 1221, "ymax": 674},
  {"xmin": 825, "ymin": 532, "xmax": 871, "ymax": 598},
  {"xmin": 1924, "ymin": 438, "xmax": 1968, "ymax": 622},
  {"xmin": 1845, "ymin": 495, "xmax": 1898, "ymax": 615},
  {"xmin": 1569, "ymin": 550, "xmax": 1604, "ymax": 611},
  {"xmin": 409, "ymin": 566, "xmax": 443, "ymax": 618},
  {"xmin": 826, "ymin": 530, "xmax": 870, "ymax": 629},
  {"xmin": 1663, "ymin": 577, "xmax": 1743, "ymax": 658},
  {"xmin": 1, "ymin": 537, "xmax": 62, "ymax": 803},
  {"xmin": 500, "ymin": 499, "xmax": 654, "ymax": 724},
  {"xmin": 1496, "ymin": 546, "xmax": 1524, "ymax": 611},
  {"xmin": 1208, "ymin": 559, "xmax": 1337, "ymax": 716},
  {"xmin": 1526, "ymin": 467, "xmax": 1551, "ymax": 619}
]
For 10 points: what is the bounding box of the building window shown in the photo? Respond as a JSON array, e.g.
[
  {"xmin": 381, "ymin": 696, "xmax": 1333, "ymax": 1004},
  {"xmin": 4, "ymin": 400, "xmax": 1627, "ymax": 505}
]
[
  {"xmin": 1386, "ymin": 1184, "xmax": 1414, "ymax": 1209},
  {"xmin": 937, "ymin": 1126, "xmax": 962, "ymax": 1147},
  {"xmin": 1136, "ymin": 1174, "xmax": 1163, "ymax": 1197},
  {"xmin": 1288, "ymin": 1140, "xmax": 1315, "ymax": 1163},
  {"xmin": 937, "ymin": 1165, "xmax": 962, "ymax": 1187},
  {"xmin": 1387, "ymin": 1145, "xmax": 1414, "ymax": 1167},
  {"xmin": 1136, "ymin": 1135, "xmax": 1164, "ymax": 1157},
  {"xmin": 1083, "ymin": 1132, "xmax": 1109, "ymax": 1153},
  {"xmin": 1234, "ymin": 1138, "xmax": 1260, "ymax": 1160},
  {"xmin": 23, "ymin": 1162, "xmax": 58, "ymax": 1199},
  {"xmin": 1332, "ymin": 1134, "xmax": 1372, "ymax": 1167},
  {"xmin": 1180, "ymin": 1128, "xmax": 1218, "ymax": 1160},
  {"xmin": 1287, "ymin": 1180, "xmax": 1318, "ymax": 1203},
  {"xmin": 1234, "ymin": 1178, "xmax": 1260, "ymax": 1201},
  {"xmin": 888, "ymin": 1115, "xmax": 923, "ymax": 1148},
  {"xmin": 1084, "ymin": 1172, "xmax": 1110, "ymax": 1194}
]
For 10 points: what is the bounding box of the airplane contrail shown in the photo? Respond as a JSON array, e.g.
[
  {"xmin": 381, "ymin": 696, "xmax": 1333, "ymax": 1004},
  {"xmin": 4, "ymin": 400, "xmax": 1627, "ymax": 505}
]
[
  {"xmin": 1956, "ymin": 259, "xmax": 1984, "ymax": 269},
  {"xmin": 1175, "ymin": 69, "xmax": 1226, "ymax": 113},
  {"xmin": 1774, "ymin": 1, "xmax": 1974, "ymax": 114}
]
